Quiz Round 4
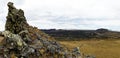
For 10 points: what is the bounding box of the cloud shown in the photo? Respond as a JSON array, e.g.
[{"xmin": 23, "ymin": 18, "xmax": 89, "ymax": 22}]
[{"xmin": 0, "ymin": 0, "xmax": 120, "ymax": 31}]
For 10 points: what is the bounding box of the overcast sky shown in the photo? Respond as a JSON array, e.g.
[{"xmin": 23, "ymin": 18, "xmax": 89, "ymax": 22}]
[{"xmin": 0, "ymin": 0, "xmax": 120, "ymax": 31}]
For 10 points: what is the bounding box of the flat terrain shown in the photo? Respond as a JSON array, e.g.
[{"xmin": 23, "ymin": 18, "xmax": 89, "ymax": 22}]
[{"xmin": 59, "ymin": 40, "xmax": 120, "ymax": 58}]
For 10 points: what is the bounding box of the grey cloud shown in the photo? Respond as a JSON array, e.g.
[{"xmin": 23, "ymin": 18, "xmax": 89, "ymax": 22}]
[{"xmin": 1, "ymin": 0, "xmax": 120, "ymax": 31}]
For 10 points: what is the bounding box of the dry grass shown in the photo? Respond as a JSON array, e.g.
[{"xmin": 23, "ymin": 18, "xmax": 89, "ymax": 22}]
[
  {"xmin": 1, "ymin": 35, "xmax": 120, "ymax": 58},
  {"xmin": 59, "ymin": 39, "xmax": 120, "ymax": 58}
]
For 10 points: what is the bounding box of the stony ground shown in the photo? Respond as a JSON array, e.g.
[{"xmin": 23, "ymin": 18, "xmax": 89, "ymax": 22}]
[
  {"xmin": 1, "ymin": 36, "xmax": 120, "ymax": 58},
  {"xmin": 59, "ymin": 39, "xmax": 120, "ymax": 58},
  {"xmin": 0, "ymin": 2, "xmax": 81, "ymax": 58}
]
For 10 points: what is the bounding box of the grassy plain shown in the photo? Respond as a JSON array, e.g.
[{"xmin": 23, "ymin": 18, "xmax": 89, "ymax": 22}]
[{"xmin": 59, "ymin": 39, "xmax": 120, "ymax": 58}]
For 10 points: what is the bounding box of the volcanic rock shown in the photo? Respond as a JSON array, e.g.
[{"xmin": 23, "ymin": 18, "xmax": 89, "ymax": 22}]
[{"xmin": 0, "ymin": 2, "xmax": 82, "ymax": 58}]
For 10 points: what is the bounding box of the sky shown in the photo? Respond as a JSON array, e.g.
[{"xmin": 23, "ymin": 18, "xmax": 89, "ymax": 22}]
[{"xmin": 0, "ymin": 0, "xmax": 120, "ymax": 31}]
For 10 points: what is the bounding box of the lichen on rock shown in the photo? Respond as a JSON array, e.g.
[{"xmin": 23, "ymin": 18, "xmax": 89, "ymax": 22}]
[
  {"xmin": 0, "ymin": 2, "xmax": 82, "ymax": 58},
  {"xmin": 5, "ymin": 2, "xmax": 28, "ymax": 34}
]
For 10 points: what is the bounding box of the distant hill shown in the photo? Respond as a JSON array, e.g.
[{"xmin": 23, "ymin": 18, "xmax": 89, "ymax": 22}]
[{"xmin": 41, "ymin": 28, "xmax": 120, "ymax": 40}]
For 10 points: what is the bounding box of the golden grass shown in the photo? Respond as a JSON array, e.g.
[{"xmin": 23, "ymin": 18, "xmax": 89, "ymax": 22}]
[{"xmin": 59, "ymin": 40, "xmax": 120, "ymax": 58}]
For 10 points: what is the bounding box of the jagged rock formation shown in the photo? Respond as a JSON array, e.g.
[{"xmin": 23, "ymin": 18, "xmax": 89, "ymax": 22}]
[
  {"xmin": 0, "ymin": 2, "xmax": 82, "ymax": 58},
  {"xmin": 5, "ymin": 2, "xmax": 28, "ymax": 34}
]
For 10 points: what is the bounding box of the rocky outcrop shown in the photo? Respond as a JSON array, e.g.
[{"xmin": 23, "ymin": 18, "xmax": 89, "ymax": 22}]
[
  {"xmin": 5, "ymin": 2, "xmax": 54, "ymax": 43},
  {"xmin": 5, "ymin": 2, "xmax": 28, "ymax": 34},
  {"xmin": 0, "ymin": 2, "xmax": 82, "ymax": 58}
]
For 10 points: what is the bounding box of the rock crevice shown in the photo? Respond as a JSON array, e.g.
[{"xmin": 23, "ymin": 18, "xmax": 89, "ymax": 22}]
[{"xmin": 0, "ymin": 2, "xmax": 82, "ymax": 58}]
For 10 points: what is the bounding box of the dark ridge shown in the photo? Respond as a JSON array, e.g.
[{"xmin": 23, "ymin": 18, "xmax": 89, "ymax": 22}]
[{"xmin": 41, "ymin": 28, "xmax": 120, "ymax": 40}]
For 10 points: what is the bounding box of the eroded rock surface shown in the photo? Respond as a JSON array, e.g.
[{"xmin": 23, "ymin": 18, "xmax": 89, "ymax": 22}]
[{"xmin": 0, "ymin": 2, "xmax": 82, "ymax": 58}]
